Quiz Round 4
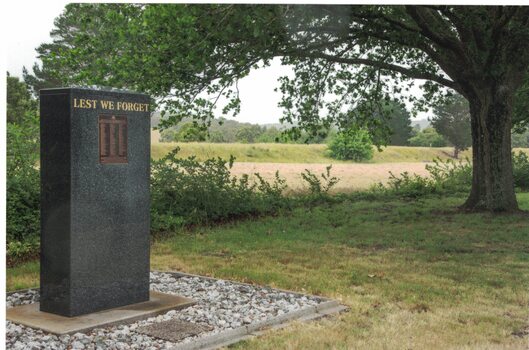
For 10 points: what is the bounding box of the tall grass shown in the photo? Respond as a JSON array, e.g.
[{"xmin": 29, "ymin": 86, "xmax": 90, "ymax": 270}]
[{"xmin": 151, "ymin": 141, "xmax": 529, "ymax": 163}]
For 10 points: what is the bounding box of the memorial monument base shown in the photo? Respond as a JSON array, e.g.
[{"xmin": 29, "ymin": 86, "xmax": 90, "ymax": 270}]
[{"xmin": 6, "ymin": 291, "xmax": 195, "ymax": 335}]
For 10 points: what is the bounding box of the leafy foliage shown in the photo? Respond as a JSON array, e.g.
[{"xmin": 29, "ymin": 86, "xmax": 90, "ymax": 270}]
[
  {"xmin": 256, "ymin": 127, "xmax": 282, "ymax": 143},
  {"xmin": 513, "ymin": 151, "xmax": 529, "ymax": 191},
  {"xmin": 384, "ymin": 101, "xmax": 414, "ymax": 146},
  {"xmin": 374, "ymin": 153, "xmax": 529, "ymax": 199},
  {"xmin": 7, "ymin": 73, "xmax": 37, "ymax": 124},
  {"xmin": 150, "ymin": 148, "xmax": 289, "ymax": 233},
  {"xmin": 25, "ymin": 4, "xmax": 523, "ymax": 133},
  {"xmin": 157, "ymin": 116, "xmax": 334, "ymax": 144},
  {"xmin": 328, "ymin": 128, "xmax": 374, "ymax": 161},
  {"xmin": 6, "ymin": 76, "xmax": 40, "ymax": 264},
  {"xmin": 512, "ymin": 129, "xmax": 529, "ymax": 148},
  {"xmin": 373, "ymin": 157, "xmax": 472, "ymax": 198},
  {"xmin": 160, "ymin": 122, "xmax": 207, "ymax": 142},
  {"xmin": 430, "ymin": 94, "xmax": 471, "ymax": 158},
  {"xmin": 29, "ymin": 5, "xmax": 529, "ymax": 134},
  {"xmin": 513, "ymin": 71, "xmax": 529, "ymax": 133},
  {"xmin": 235, "ymin": 125, "xmax": 266, "ymax": 143},
  {"xmin": 7, "ymin": 120, "xmax": 40, "ymax": 244},
  {"xmin": 300, "ymin": 165, "xmax": 340, "ymax": 196},
  {"xmin": 408, "ymin": 127, "xmax": 447, "ymax": 147},
  {"xmin": 30, "ymin": 4, "xmax": 529, "ymax": 211}
]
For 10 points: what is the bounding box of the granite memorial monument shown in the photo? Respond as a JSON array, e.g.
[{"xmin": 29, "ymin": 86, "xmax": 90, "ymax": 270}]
[{"xmin": 39, "ymin": 87, "xmax": 151, "ymax": 316}]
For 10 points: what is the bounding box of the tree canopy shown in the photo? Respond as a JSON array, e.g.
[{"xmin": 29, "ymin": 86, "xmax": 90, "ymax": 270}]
[
  {"xmin": 30, "ymin": 4, "xmax": 529, "ymax": 211},
  {"xmin": 380, "ymin": 101, "xmax": 413, "ymax": 146},
  {"xmin": 7, "ymin": 73, "xmax": 37, "ymax": 125}
]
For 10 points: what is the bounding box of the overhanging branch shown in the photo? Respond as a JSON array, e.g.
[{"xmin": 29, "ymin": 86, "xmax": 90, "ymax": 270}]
[{"xmin": 285, "ymin": 50, "xmax": 459, "ymax": 90}]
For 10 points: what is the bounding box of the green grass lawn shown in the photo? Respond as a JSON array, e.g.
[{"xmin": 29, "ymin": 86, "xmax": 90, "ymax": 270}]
[
  {"xmin": 8, "ymin": 193, "xmax": 529, "ymax": 349},
  {"xmin": 151, "ymin": 141, "xmax": 529, "ymax": 164}
]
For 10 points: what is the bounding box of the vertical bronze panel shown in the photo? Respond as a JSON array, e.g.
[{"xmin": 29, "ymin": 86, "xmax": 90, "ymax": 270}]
[
  {"xmin": 100, "ymin": 122, "xmax": 107, "ymax": 157},
  {"xmin": 99, "ymin": 115, "xmax": 127, "ymax": 163},
  {"xmin": 109, "ymin": 121, "xmax": 116, "ymax": 157},
  {"xmin": 118, "ymin": 120, "xmax": 126, "ymax": 157}
]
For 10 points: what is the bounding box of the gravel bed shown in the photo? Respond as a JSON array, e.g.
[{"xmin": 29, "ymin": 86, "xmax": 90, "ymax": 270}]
[{"xmin": 6, "ymin": 271, "xmax": 325, "ymax": 349}]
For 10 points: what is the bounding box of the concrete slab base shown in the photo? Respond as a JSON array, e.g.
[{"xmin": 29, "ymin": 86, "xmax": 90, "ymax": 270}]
[{"xmin": 6, "ymin": 291, "xmax": 195, "ymax": 335}]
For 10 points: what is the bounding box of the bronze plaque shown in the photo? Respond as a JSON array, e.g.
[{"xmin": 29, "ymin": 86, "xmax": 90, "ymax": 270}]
[{"xmin": 99, "ymin": 115, "xmax": 127, "ymax": 164}]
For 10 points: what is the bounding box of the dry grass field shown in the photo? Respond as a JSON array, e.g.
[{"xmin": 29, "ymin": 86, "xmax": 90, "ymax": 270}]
[
  {"xmin": 231, "ymin": 162, "xmax": 431, "ymax": 192},
  {"xmin": 149, "ymin": 137, "xmax": 528, "ymax": 191}
]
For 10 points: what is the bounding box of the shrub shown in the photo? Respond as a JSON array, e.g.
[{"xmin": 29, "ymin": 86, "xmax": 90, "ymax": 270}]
[
  {"xmin": 426, "ymin": 157, "xmax": 472, "ymax": 193},
  {"xmin": 301, "ymin": 165, "xmax": 340, "ymax": 196},
  {"xmin": 408, "ymin": 127, "xmax": 448, "ymax": 147},
  {"xmin": 7, "ymin": 237, "xmax": 40, "ymax": 267},
  {"xmin": 328, "ymin": 128, "xmax": 374, "ymax": 161},
  {"xmin": 373, "ymin": 157, "xmax": 471, "ymax": 198},
  {"xmin": 513, "ymin": 151, "xmax": 529, "ymax": 191},
  {"xmin": 375, "ymin": 153, "xmax": 529, "ymax": 198},
  {"xmin": 150, "ymin": 148, "xmax": 288, "ymax": 233},
  {"xmin": 6, "ymin": 116, "xmax": 40, "ymax": 249}
]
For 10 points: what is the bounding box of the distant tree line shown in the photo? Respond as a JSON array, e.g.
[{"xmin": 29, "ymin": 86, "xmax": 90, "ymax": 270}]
[
  {"xmin": 158, "ymin": 117, "xmax": 335, "ymax": 144},
  {"xmin": 158, "ymin": 96, "xmax": 529, "ymax": 158}
]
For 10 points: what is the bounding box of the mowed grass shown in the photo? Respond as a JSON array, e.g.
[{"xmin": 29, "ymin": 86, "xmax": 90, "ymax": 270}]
[
  {"xmin": 8, "ymin": 193, "xmax": 529, "ymax": 349},
  {"xmin": 152, "ymin": 139, "xmax": 529, "ymax": 164}
]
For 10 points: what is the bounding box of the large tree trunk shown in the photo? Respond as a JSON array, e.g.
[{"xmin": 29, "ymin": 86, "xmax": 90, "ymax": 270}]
[{"xmin": 462, "ymin": 85, "xmax": 519, "ymax": 212}]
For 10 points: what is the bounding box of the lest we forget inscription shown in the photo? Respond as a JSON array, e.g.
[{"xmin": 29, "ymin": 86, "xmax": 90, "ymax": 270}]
[{"xmin": 40, "ymin": 87, "xmax": 151, "ymax": 317}]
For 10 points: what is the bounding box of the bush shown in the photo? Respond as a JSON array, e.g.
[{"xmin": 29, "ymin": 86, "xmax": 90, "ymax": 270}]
[
  {"xmin": 513, "ymin": 151, "xmax": 529, "ymax": 191},
  {"xmin": 408, "ymin": 127, "xmax": 448, "ymax": 147},
  {"xmin": 372, "ymin": 157, "xmax": 471, "ymax": 198},
  {"xmin": 150, "ymin": 148, "xmax": 289, "ymax": 233},
  {"xmin": 426, "ymin": 157, "xmax": 472, "ymax": 193},
  {"xmin": 7, "ymin": 237, "xmax": 40, "ymax": 267},
  {"xmin": 328, "ymin": 128, "xmax": 374, "ymax": 161},
  {"xmin": 6, "ymin": 115, "xmax": 40, "ymax": 263},
  {"xmin": 301, "ymin": 165, "xmax": 340, "ymax": 196},
  {"xmin": 374, "ymin": 152, "xmax": 529, "ymax": 198}
]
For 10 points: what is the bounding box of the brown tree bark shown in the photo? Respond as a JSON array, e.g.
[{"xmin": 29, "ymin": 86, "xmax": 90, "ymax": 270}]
[{"xmin": 462, "ymin": 85, "xmax": 519, "ymax": 212}]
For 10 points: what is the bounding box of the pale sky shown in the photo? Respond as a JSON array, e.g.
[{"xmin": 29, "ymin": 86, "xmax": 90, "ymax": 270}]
[{"xmin": 5, "ymin": 1, "xmax": 428, "ymax": 124}]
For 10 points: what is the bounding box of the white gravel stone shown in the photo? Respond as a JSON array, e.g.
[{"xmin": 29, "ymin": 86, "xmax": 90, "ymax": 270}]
[{"xmin": 6, "ymin": 271, "xmax": 324, "ymax": 349}]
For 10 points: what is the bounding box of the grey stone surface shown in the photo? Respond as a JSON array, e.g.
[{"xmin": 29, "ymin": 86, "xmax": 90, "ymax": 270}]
[
  {"xmin": 136, "ymin": 319, "xmax": 213, "ymax": 342},
  {"xmin": 6, "ymin": 271, "xmax": 342, "ymax": 349},
  {"xmin": 40, "ymin": 87, "xmax": 151, "ymax": 317}
]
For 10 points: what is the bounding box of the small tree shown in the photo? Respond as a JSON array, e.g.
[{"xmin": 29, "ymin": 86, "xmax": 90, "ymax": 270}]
[
  {"xmin": 328, "ymin": 128, "xmax": 374, "ymax": 161},
  {"xmin": 384, "ymin": 101, "xmax": 413, "ymax": 146},
  {"xmin": 430, "ymin": 94, "xmax": 472, "ymax": 158}
]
